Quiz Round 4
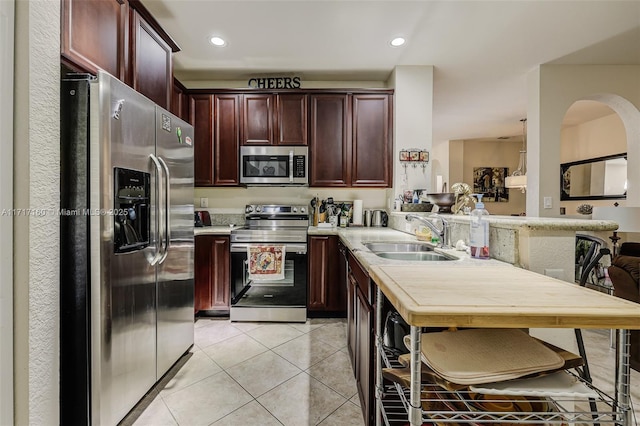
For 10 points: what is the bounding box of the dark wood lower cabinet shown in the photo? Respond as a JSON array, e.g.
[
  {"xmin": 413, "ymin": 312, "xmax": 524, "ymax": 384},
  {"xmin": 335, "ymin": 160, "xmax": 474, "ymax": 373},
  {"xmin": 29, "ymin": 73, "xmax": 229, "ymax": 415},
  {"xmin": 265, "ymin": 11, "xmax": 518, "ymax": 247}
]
[
  {"xmin": 355, "ymin": 283, "xmax": 373, "ymax": 424},
  {"xmin": 195, "ymin": 235, "xmax": 230, "ymax": 314},
  {"xmin": 347, "ymin": 252, "xmax": 375, "ymax": 426},
  {"xmin": 308, "ymin": 235, "xmax": 346, "ymax": 315}
]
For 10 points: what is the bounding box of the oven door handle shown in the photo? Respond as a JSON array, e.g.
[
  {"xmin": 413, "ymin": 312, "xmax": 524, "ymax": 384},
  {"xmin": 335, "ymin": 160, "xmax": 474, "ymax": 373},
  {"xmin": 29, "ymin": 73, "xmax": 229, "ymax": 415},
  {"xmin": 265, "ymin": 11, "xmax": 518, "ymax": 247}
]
[
  {"xmin": 230, "ymin": 243, "xmax": 307, "ymax": 254},
  {"xmin": 231, "ymin": 234, "xmax": 306, "ymax": 242}
]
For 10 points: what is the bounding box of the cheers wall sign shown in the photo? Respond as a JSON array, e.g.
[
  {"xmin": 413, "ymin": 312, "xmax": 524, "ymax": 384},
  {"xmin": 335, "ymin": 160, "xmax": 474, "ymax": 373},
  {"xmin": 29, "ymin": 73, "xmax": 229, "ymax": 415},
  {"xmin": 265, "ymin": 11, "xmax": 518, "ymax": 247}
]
[{"xmin": 247, "ymin": 76, "xmax": 301, "ymax": 89}]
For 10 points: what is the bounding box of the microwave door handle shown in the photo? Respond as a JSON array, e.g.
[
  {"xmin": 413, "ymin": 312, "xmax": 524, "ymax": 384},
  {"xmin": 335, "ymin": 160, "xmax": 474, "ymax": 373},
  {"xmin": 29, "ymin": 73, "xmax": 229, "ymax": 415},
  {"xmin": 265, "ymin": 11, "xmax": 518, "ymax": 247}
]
[
  {"xmin": 289, "ymin": 150, "xmax": 294, "ymax": 182},
  {"xmin": 149, "ymin": 154, "xmax": 163, "ymax": 266},
  {"xmin": 158, "ymin": 156, "xmax": 171, "ymax": 264}
]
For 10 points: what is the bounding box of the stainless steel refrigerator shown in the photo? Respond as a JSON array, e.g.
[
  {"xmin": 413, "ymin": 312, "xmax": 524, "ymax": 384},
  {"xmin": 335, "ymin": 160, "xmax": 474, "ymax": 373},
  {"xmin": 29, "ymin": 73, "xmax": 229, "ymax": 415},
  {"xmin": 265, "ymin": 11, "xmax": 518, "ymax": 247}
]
[{"xmin": 60, "ymin": 71, "xmax": 194, "ymax": 425}]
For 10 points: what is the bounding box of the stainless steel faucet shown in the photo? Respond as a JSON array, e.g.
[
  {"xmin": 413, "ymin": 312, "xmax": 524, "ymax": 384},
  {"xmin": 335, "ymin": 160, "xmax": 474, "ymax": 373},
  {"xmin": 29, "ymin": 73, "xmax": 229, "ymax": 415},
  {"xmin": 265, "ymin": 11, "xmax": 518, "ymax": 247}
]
[{"xmin": 405, "ymin": 214, "xmax": 450, "ymax": 248}]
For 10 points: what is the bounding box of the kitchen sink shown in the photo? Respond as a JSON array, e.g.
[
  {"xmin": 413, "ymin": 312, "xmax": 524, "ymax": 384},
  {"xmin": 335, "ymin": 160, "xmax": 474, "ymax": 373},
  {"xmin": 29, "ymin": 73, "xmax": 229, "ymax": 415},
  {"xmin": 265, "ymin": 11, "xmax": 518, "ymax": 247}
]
[
  {"xmin": 363, "ymin": 242, "xmax": 434, "ymax": 253},
  {"xmin": 374, "ymin": 252, "xmax": 456, "ymax": 261}
]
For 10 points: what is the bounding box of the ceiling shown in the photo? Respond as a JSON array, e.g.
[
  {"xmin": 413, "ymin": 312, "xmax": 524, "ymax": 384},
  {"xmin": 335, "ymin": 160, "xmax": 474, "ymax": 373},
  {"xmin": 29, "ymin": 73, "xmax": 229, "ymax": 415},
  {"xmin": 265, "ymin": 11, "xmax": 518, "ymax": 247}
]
[{"xmin": 144, "ymin": 1, "xmax": 640, "ymax": 143}]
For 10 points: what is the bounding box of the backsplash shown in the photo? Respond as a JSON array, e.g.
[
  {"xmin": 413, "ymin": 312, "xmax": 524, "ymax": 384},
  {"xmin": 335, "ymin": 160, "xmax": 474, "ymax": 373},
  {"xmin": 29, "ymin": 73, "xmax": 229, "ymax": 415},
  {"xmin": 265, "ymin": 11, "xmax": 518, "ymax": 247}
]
[
  {"xmin": 195, "ymin": 211, "xmax": 246, "ymax": 227},
  {"xmin": 194, "ymin": 187, "xmax": 391, "ymax": 211}
]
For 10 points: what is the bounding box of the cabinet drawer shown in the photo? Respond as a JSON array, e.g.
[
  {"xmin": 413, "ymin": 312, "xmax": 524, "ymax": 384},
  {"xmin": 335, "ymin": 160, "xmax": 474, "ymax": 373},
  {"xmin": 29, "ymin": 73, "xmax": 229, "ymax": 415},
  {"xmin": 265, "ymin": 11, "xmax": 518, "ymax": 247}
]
[{"xmin": 348, "ymin": 254, "xmax": 373, "ymax": 304}]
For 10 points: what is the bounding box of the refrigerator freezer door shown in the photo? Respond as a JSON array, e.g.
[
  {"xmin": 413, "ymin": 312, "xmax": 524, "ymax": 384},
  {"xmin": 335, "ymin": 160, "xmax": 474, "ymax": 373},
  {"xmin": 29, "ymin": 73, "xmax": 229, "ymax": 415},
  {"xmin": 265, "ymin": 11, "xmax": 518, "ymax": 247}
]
[
  {"xmin": 91, "ymin": 71, "xmax": 158, "ymax": 426},
  {"xmin": 155, "ymin": 107, "xmax": 195, "ymax": 379}
]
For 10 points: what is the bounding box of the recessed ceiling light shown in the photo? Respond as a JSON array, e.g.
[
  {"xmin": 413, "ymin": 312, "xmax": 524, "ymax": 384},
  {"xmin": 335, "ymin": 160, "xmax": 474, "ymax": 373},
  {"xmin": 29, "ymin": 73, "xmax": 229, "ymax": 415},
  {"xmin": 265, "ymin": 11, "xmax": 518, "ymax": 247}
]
[
  {"xmin": 390, "ymin": 37, "xmax": 405, "ymax": 47},
  {"xmin": 210, "ymin": 36, "xmax": 226, "ymax": 47}
]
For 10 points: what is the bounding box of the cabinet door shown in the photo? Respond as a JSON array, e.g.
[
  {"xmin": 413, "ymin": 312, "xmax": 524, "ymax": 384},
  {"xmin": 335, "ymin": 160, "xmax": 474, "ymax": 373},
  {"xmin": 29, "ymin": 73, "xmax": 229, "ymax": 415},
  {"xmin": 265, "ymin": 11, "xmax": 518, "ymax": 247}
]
[
  {"xmin": 214, "ymin": 95, "xmax": 240, "ymax": 186},
  {"xmin": 355, "ymin": 283, "xmax": 373, "ymax": 426},
  {"xmin": 171, "ymin": 78, "xmax": 189, "ymax": 122},
  {"xmin": 190, "ymin": 95, "xmax": 214, "ymax": 186},
  {"xmin": 195, "ymin": 236, "xmax": 230, "ymax": 312},
  {"xmin": 347, "ymin": 271, "xmax": 357, "ymax": 374},
  {"xmin": 308, "ymin": 236, "xmax": 344, "ymax": 313},
  {"xmin": 242, "ymin": 94, "xmax": 274, "ymax": 145},
  {"xmin": 276, "ymin": 94, "xmax": 308, "ymax": 145},
  {"xmin": 309, "ymin": 94, "xmax": 350, "ymax": 187},
  {"xmin": 351, "ymin": 94, "xmax": 392, "ymax": 187},
  {"xmin": 61, "ymin": 0, "xmax": 126, "ymax": 78},
  {"xmin": 129, "ymin": 9, "xmax": 172, "ymax": 108}
]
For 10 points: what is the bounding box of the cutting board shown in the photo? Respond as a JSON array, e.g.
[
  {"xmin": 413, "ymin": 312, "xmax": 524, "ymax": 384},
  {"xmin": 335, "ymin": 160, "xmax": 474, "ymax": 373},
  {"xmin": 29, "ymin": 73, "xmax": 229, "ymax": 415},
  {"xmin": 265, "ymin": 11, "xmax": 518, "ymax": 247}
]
[{"xmin": 404, "ymin": 329, "xmax": 565, "ymax": 385}]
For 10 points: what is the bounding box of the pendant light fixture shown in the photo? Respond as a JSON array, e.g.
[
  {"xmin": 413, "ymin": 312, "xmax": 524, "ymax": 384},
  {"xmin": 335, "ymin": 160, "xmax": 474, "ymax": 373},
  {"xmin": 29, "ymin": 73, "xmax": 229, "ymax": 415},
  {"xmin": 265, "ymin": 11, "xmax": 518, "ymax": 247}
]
[{"xmin": 505, "ymin": 118, "xmax": 527, "ymax": 192}]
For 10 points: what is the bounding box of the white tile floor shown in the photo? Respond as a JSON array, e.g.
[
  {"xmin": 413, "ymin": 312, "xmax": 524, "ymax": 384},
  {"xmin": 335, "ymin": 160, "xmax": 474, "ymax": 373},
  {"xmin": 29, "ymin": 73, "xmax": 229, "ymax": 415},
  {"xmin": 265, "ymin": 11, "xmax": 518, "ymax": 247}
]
[
  {"xmin": 122, "ymin": 322, "xmax": 639, "ymax": 426},
  {"xmin": 124, "ymin": 318, "xmax": 365, "ymax": 426}
]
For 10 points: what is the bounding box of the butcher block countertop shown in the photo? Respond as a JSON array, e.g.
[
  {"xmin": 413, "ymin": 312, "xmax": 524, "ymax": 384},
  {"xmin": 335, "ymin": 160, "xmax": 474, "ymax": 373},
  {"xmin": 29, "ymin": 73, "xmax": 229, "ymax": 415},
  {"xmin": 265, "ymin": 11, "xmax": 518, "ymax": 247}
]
[{"xmin": 369, "ymin": 263, "xmax": 640, "ymax": 330}]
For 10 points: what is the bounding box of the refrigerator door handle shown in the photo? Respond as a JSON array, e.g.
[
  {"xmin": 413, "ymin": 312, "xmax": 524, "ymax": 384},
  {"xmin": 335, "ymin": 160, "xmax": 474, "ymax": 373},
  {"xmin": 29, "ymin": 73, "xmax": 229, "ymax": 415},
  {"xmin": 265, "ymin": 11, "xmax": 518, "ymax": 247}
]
[
  {"xmin": 149, "ymin": 153, "xmax": 164, "ymax": 265},
  {"xmin": 158, "ymin": 156, "xmax": 171, "ymax": 264}
]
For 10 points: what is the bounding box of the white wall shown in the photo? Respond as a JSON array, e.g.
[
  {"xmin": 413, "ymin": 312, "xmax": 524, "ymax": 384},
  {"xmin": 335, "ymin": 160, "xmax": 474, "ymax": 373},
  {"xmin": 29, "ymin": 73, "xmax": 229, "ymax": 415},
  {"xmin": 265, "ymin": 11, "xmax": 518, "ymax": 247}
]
[
  {"xmin": 527, "ymin": 65, "xmax": 640, "ymax": 217},
  {"xmin": 0, "ymin": 0, "xmax": 14, "ymax": 423},
  {"xmin": 461, "ymin": 139, "xmax": 526, "ymax": 215},
  {"xmin": 182, "ymin": 79, "xmax": 387, "ymax": 89},
  {"xmin": 388, "ymin": 66, "xmax": 434, "ymax": 200},
  {"xmin": 560, "ymin": 112, "xmax": 626, "ymax": 162},
  {"xmin": 13, "ymin": 0, "xmax": 60, "ymax": 423},
  {"xmin": 560, "ymin": 112, "xmax": 628, "ymax": 214}
]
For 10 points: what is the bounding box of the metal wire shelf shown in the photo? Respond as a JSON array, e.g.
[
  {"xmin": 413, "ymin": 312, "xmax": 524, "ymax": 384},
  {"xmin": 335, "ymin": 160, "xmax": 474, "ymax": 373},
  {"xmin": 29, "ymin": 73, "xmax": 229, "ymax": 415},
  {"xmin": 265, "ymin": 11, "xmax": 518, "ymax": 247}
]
[
  {"xmin": 379, "ymin": 347, "xmax": 625, "ymax": 425},
  {"xmin": 380, "ymin": 380, "xmax": 623, "ymax": 425}
]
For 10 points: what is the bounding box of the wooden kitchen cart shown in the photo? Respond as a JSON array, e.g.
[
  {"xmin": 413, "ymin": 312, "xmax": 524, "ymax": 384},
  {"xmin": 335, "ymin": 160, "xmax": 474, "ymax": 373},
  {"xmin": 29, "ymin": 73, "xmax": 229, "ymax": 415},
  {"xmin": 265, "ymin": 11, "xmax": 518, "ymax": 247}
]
[{"xmin": 369, "ymin": 264, "xmax": 640, "ymax": 426}]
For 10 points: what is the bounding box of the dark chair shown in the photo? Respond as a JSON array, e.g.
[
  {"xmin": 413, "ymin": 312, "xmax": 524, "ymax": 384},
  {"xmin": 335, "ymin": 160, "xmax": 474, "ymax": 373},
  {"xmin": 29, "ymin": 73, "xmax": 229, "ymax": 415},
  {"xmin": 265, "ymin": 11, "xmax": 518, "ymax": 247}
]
[
  {"xmin": 573, "ymin": 234, "xmax": 614, "ymax": 422},
  {"xmin": 607, "ymin": 242, "xmax": 640, "ymax": 372},
  {"xmin": 575, "ymin": 234, "xmax": 613, "ymax": 294}
]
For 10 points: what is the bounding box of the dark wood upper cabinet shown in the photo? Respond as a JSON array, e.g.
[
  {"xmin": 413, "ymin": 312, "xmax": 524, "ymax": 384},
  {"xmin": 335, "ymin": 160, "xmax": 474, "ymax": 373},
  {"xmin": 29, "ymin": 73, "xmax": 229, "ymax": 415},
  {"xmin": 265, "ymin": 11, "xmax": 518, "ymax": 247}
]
[
  {"xmin": 276, "ymin": 94, "xmax": 308, "ymax": 145},
  {"xmin": 129, "ymin": 9, "xmax": 172, "ymax": 108},
  {"xmin": 190, "ymin": 95, "xmax": 214, "ymax": 186},
  {"xmin": 187, "ymin": 89, "xmax": 392, "ymax": 188},
  {"xmin": 61, "ymin": 0, "xmax": 127, "ymax": 79},
  {"xmin": 62, "ymin": 0, "xmax": 179, "ymax": 109},
  {"xmin": 242, "ymin": 94, "xmax": 274, "ymax": 145},
  {"xmin": 241, "ymin": 93, "xmax": 307, "ymax": 145},
  {"xmin": 214, "ymin": 95, "xmax": 240, "ymax": 186},
  {"xmin": 171, "ymin": 78, "xmax": 189, "ymax": 121},
  {"xmin": 351, "ymin": 94, "xmax": 392, "ymax": 187},
  {"xmin": 309, "ymin": 94, "xmax": 351, "ymax": 187}
]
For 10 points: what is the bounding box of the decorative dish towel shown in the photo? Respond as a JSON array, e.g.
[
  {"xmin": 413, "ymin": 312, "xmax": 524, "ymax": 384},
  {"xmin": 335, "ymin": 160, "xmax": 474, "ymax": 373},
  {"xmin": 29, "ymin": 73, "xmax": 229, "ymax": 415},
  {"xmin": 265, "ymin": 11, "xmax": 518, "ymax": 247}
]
[{"xmin": 247, "ymin": 245, "xmax": 286, "ymax": 281}]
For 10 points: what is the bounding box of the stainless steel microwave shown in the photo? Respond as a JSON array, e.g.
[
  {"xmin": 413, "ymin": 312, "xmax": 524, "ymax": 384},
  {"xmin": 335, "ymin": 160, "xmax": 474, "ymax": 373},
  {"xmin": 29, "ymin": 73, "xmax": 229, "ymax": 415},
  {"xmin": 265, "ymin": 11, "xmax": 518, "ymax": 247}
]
[{"xmin": 240, "ymin": 146, "xmax": 308, "ymax": 186}]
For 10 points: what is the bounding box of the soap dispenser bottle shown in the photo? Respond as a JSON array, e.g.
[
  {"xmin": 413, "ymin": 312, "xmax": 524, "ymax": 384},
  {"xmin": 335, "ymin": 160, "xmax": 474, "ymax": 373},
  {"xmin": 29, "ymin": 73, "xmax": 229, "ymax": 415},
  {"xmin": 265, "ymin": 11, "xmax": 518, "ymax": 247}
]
[{"xmin": 469, "ymin": 194, "xmax": 490, "ymax": 259}]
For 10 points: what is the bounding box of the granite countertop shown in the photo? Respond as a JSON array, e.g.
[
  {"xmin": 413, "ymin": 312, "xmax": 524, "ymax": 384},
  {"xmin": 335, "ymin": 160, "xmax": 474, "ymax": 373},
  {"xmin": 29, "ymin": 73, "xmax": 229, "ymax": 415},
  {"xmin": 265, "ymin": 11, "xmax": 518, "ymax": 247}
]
[
  {"xmin": 309, "ymin": 226, "xmax": 503, "ymax": 271},
  {"xmin": 310, "ymin": 225, "xmax": 640, "ymax": 329},
  {"xmin": 389, "ymin": 212, "xmax": 619, "ymax": 231}
]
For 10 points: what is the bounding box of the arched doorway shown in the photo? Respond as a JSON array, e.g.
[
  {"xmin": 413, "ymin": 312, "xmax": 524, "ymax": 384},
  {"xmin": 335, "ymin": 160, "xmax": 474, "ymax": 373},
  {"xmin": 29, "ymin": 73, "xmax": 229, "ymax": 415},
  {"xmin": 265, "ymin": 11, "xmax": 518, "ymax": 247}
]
[
  {"xmin": 563, "ymin": 95, "xmax": 640, "ymax": 206},
  {"xmin": 559, "ymin": 100, "xmax": 628, "ymax": 215}
]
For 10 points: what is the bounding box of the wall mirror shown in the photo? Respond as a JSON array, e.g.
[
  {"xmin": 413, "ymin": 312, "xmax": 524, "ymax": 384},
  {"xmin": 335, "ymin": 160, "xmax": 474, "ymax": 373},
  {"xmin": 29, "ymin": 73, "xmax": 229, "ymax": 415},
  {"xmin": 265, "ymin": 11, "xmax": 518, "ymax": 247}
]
[{"xmin": 560, "ymin": 153, "xmax": 627, "ymax": 200}]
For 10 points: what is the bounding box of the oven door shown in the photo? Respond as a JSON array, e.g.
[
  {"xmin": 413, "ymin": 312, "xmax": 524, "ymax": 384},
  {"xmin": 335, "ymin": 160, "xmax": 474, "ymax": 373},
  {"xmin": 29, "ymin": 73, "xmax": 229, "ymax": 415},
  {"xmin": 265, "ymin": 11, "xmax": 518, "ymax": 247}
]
[{"xmin": 230, "ymin": 243, "xmax": 307, "ymax": 321}]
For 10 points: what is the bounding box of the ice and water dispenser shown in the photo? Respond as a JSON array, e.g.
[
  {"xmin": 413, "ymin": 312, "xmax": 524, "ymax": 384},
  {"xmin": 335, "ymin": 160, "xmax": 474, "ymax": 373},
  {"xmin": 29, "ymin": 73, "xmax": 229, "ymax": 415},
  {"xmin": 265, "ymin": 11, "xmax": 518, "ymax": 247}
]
[{"xmin": 114, "ymin": 167, "xmax": 150, "ymax": 253}]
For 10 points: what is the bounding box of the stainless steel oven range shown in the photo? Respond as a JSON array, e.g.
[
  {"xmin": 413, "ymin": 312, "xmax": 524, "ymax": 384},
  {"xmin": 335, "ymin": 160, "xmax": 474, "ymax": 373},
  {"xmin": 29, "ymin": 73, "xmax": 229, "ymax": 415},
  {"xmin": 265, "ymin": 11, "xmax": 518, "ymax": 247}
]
[{"xmin": 230, "ymin": 204, "xmax": 309, "ymax": 322}]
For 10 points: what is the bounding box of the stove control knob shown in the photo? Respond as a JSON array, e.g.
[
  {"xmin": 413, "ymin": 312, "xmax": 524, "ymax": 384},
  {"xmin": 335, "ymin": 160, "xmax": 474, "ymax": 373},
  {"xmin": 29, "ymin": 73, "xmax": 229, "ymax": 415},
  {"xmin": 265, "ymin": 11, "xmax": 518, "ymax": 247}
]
[
  {"xmin": 255, "ymin": 205, "xmax": 262, "ymax": 212},
  {"xmin": 300, "ymin": 207, "xmax": 306, "ymax": 214},
  {"xmin": 292, "ymin": 207, "xmax": 298, "ymax": 213},
  {"xmin": 245, "ymin": 205, "xmax": 253, "ymax": 213}
]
